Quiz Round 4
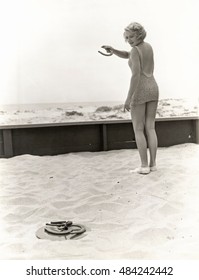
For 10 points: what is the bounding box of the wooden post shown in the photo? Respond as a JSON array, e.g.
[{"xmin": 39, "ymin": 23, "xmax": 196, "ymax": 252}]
[
  {"xmin": 196, "ymin": 119, "xmax": 199, "ymax": 144},
  {"xmin": 3, "ymin": 129, "xmax": 14, "ymax": 158},
  {"xmin": 102, "ymin": 124, "xmax": 108, "ymax": 151}
]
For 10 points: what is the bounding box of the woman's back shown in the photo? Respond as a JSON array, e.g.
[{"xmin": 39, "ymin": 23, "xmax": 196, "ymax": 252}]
[
  {"xmin": 135, "ymin": 42, "xmax": 154, "ymax": 77},
  {"xmin": 131, "ymin": 41, "xmax": 159, "ymax": 105}
]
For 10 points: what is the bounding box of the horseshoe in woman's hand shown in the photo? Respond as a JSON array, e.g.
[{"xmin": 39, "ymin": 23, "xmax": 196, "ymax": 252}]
[{"xmin": 98, "ymin": 46, "xmax": 113, "ymax": 56}]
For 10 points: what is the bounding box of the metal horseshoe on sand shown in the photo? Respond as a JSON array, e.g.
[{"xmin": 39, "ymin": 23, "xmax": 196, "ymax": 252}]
[{"xmin": 36, "ymin": 220, "xmax": 87, "ymax": 240}]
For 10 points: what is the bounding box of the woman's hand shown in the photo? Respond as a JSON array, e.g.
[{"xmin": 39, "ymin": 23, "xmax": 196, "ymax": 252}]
[
  {"xmin": 123, "ymin": 99, "xmax": 131, "ymax": 112},
  {"xmin": 101, "ymin": 45, "xmax": 114, "ymax": 54}
]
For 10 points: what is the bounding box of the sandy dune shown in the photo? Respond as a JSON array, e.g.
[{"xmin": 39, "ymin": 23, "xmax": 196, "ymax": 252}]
[
  {"xmin": 0, "ymin": 98, "xmax": 198, "ymax": 126},
  {"xmin": 0, "ymin": 143, "xmax": 199, "ymax": 260}
]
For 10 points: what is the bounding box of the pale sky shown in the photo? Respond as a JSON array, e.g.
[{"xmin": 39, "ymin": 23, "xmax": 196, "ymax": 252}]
[{"xmin": 0, "ymin": 0, "xmax": 199, "ymax": 104}]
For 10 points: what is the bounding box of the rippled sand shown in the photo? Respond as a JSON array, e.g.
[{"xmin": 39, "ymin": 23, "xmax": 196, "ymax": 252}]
[{"xmin": 0, "ymin": 143, "xmax": 199, "ymax": 259}]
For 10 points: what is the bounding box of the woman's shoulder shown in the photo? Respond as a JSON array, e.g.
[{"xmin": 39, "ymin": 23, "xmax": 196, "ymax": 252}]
[
  {"xmin": 140, "ymin": 41, "xmax": 152, "ymax": 49},
  {"xmin": 143, "ymin": 41, "xmax": 151, "ymax": 46},
  {"xmin": 143, "ymin": 42, "xmax": 153, "ymax": 51},
  {"xmin": 139, "ymin": 42, "xmax": 154, "ymax": 55}
]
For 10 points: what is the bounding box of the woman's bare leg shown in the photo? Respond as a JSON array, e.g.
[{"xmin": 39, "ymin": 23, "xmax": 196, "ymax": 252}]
[
  {"xmin": 131, "ymin": 103, "xmax": 148, "ymax": 167},
  {"xmin": 145, "ymin": 101, "xmax": 158, "ymax": 167}
]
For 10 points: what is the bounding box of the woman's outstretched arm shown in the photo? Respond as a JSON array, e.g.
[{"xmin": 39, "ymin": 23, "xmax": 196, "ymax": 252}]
[{"xmin": 112, "ymin": 48, "xmax": 129, "ymax": 58}]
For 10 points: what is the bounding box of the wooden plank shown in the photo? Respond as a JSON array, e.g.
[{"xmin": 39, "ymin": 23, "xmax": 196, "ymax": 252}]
[
  {"xmin": 12, "ymin": 124, "xmax": 102, "ymax": 156},
  {"xmin": 0, "ymin": 116, "xmax": 198, "ymax": 130},
  {"xmin": 109, "ymin": 140, "xmax": 136, "ymax": 150},
  {"xmin": 156, "ymin": 120, "xmax": 195, "ymax": 147},
  {"xmin": 107, "ymin": 122, "xmax": 136, "ymax": 150}
]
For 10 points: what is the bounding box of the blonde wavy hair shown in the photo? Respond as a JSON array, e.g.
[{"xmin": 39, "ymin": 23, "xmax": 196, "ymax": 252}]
[{"xmin": 124, "ymin": 22, "xmax": 146, "ymax": 42}]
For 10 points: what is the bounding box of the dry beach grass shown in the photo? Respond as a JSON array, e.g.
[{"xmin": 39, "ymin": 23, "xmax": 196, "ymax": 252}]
[{"xmin": 0, "ymin": 98, "xmax": 198, "ymax": 126}]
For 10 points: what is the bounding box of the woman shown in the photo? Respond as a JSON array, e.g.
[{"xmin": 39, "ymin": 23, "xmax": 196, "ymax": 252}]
[{"xmin": 102, "ymin": 22, "xmax": 159, "ymax": 174}]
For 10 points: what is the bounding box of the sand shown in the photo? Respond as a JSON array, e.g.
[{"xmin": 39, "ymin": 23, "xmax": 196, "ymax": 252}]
[{"xmin": 0, "ymin": 143, "xmax": 199, "ymax": 260}]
